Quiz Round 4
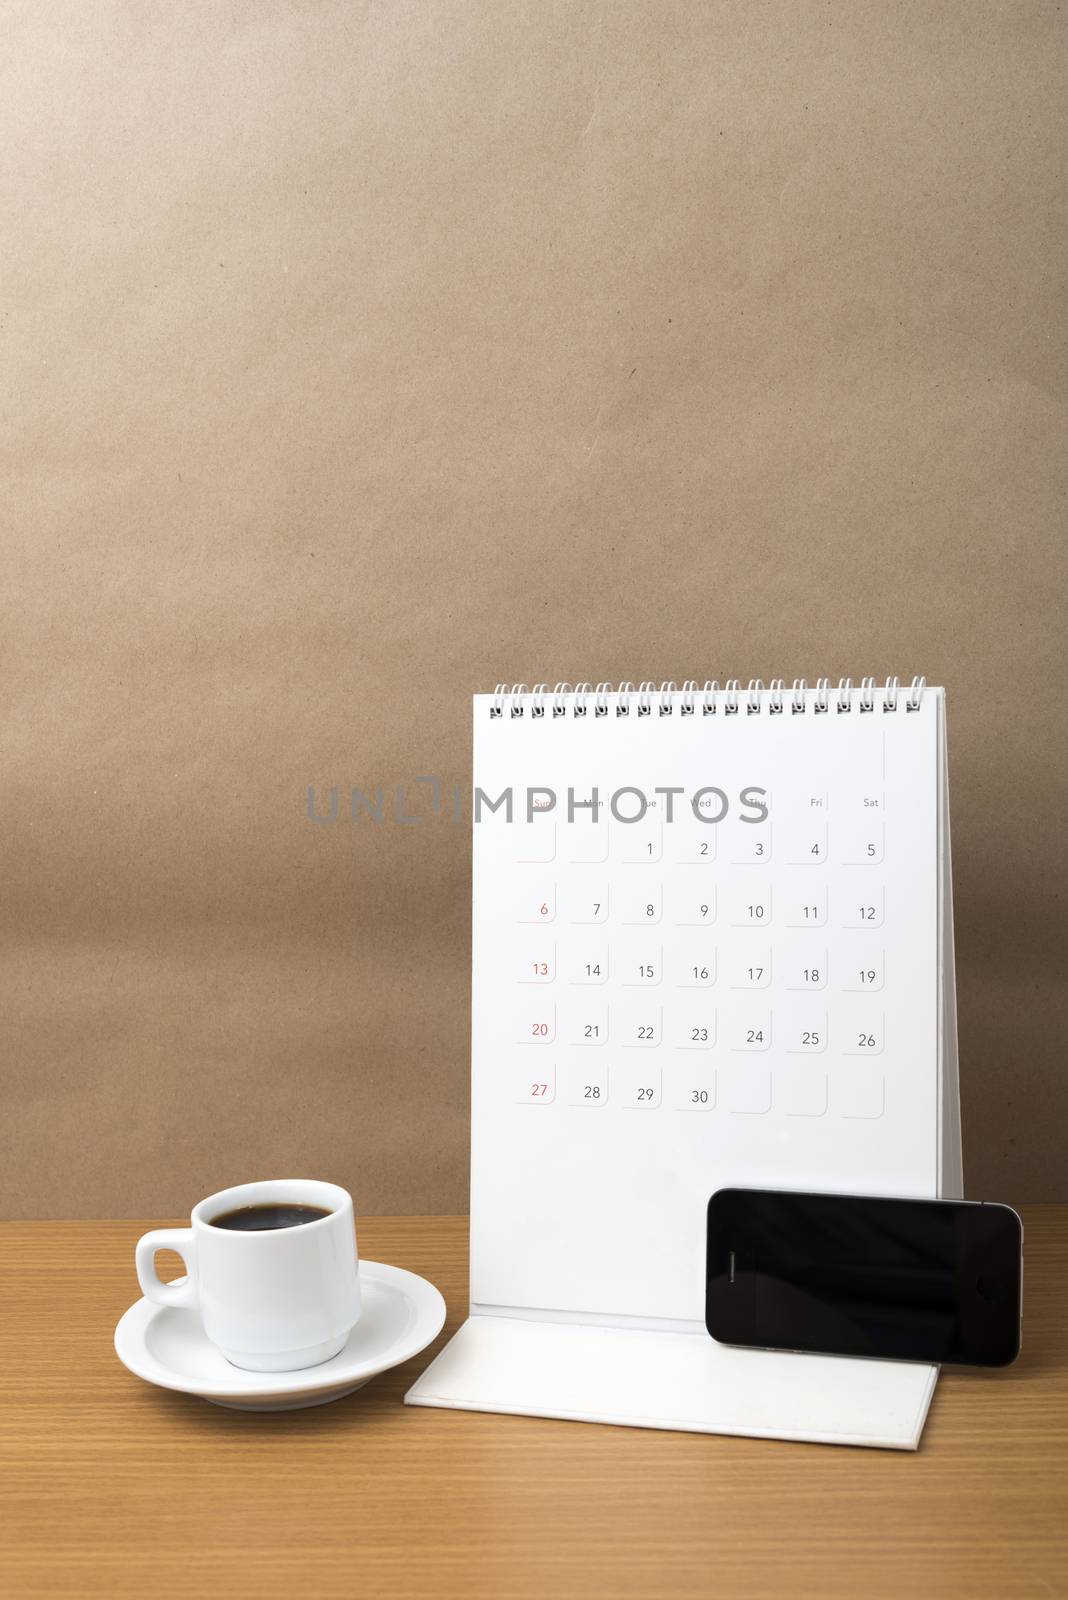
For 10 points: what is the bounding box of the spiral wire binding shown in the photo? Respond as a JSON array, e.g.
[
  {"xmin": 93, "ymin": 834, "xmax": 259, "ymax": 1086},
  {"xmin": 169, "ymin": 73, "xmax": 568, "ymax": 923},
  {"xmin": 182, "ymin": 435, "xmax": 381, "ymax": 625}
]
[{"xmin": 490, "ymin": 677, "xmax": 927, "ymax": 717}]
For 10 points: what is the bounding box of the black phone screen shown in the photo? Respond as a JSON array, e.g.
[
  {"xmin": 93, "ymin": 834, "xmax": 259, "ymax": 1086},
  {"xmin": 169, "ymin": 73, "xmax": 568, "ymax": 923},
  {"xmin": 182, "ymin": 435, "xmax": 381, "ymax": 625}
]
[{"xmin": 706, "ymin": 1189, "xmax": 1021, "ymax": 1366}]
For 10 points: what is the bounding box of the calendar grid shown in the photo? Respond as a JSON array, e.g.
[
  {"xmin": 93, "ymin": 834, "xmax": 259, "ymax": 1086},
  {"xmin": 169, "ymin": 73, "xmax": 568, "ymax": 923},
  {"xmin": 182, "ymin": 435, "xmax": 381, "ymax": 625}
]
[{"xmin": 470, "ymin": 682, "xmax": 951, "ymax": 1328}]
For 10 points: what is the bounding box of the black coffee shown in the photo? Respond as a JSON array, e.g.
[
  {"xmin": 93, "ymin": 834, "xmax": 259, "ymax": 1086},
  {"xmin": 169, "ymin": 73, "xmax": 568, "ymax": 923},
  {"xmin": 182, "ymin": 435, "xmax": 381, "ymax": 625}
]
[{"xmin": 210, "ymin": 1202, "xmax": 332, "ymax": 1232}]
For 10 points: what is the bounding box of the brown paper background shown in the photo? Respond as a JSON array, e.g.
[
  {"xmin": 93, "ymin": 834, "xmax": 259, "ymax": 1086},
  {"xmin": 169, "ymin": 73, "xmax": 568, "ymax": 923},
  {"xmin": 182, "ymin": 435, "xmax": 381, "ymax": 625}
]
[{"xmin": 2, "ymin": 2, "xmax": 1065, "ymax": 1217}]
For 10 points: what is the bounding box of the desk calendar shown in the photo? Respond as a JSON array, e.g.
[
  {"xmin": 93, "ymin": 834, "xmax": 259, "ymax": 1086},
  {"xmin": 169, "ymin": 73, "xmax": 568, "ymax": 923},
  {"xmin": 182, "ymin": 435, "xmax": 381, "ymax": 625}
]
[{"xmin": 408, "ymin": 679, "xmax": 962, "ymax": 1449}]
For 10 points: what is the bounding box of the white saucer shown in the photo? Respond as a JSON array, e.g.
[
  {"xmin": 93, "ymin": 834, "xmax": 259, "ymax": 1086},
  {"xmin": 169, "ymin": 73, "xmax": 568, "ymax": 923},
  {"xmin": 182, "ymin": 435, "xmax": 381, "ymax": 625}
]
[{"xmin": 114, "ymin": 1260, "xmax": 446, "ymax": 1410}]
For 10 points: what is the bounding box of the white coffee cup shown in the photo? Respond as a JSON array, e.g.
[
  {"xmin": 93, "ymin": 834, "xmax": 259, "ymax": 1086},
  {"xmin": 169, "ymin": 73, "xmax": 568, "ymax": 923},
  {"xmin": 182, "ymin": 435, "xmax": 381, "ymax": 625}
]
[{"xmin": 135, "ymin": 1179, "xmax": 362, "ymax": 1372}]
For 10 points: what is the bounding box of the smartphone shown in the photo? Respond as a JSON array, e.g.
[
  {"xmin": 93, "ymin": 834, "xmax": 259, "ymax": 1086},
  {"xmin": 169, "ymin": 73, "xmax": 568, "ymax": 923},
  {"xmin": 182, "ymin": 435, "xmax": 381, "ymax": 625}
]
[{"xmin": 706, "ymin": 1188, "xmax": 1022, "ymax": 1366}]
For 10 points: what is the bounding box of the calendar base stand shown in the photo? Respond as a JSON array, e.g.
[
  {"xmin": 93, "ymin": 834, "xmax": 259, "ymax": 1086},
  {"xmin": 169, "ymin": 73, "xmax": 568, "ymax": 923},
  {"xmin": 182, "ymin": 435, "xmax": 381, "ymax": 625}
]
[{"xmin": 405, "ymin": 1313, "xmax": 939, "ymax": 1450}]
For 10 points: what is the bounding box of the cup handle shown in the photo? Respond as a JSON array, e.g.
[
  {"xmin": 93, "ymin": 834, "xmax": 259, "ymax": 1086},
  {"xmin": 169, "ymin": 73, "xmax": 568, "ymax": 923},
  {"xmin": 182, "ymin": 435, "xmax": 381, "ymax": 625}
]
[{"xmin": 135, "ymin": 1227, "xmax": 198, "ymax": 1311}]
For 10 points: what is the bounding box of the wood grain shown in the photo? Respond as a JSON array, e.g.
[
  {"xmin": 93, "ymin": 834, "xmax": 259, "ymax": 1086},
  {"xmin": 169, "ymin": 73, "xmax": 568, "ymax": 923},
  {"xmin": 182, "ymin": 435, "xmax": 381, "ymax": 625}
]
[{"xmin": 1, "ymin": 1210, "xmax": 1065, "ymax": 1600}]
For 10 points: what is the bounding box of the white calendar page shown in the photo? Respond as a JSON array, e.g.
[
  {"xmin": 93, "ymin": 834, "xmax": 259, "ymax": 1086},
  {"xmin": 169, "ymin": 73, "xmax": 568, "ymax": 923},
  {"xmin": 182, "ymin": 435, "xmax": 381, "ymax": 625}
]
[{"xmin": 469, "ymin": 684, "xmax": 952, "ymax": 1327}]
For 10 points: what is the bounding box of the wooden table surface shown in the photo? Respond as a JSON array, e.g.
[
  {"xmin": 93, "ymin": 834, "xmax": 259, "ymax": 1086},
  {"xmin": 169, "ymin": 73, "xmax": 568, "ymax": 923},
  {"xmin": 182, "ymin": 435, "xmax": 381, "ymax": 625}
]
[{"xmin": 1, "ymin": 1209, "xmax": 1066, "ymax": 1600}]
